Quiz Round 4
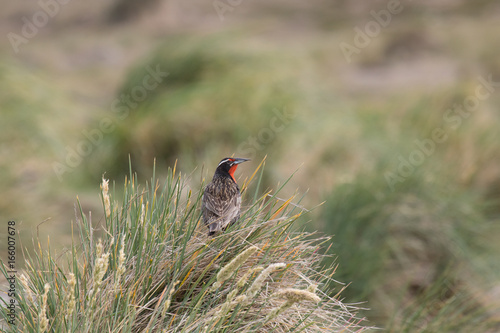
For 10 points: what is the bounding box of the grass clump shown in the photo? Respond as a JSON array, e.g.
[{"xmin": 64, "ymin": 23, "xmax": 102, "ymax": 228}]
[
  {"xmin": 320, "ymin": 167, "xmax": 498, "ymax": 331},
  {"xmin": 100, "ymin": 36, "xmax": 302, "ymax": 179},
  {"xmin": 1, "ymin": 164, "xmax": 369, "ymax": 332}
]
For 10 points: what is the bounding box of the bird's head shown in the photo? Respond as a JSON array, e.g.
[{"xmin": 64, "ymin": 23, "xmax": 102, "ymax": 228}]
[{"xmin": 215, "ymin": 157, "xmax": 250, "ymax": 181}]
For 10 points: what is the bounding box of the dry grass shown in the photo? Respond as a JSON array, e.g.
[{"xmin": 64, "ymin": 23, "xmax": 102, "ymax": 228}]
[{"xmin": 0, "ymin": 164, "xmax": 370, "ymax": 332}]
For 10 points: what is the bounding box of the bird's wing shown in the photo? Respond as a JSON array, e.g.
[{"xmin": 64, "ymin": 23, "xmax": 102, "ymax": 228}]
[{"xmin": 202, "ymin": 186, "xmax": 240, "ymax": 224}]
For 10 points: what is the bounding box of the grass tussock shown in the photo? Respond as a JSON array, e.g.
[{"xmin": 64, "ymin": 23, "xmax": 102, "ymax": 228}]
[
  {"xmin": 101, "ymin": 36, "xmax": 302, "ymax": 179},
  {"xmin": 1, "ymin": 164, "xmax": 369, "ymax": 332},
  {"xmin": 320, "ymin": 167, "xmax": 500, "ymax": 331}
]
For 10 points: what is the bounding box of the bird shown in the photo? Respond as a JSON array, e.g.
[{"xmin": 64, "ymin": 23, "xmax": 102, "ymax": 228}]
[{"xmin": 202, "ymin": 157, "xmax": 249, "ymax": 236}]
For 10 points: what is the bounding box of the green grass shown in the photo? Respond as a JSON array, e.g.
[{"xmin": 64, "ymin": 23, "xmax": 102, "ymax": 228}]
[
  {"xmin": 2, "ymin": 6, "xmax": 500, "ymax": 332},
  {"xmin": 1, "ymin": 164, "xmax": 369, "ymax": 332},
  {"xmin": 319, "ymin": 153, "xmax": 499, "ymax": 330},
  {"xmin": 98, "ymin": 35, "xmax": 303, "ymax": 181},
  {"xmin": 0, "ymin": 63, "xmax": 86, "ymax": 256},
  {"xmin": 385, "ymin": 270, "xmax": 495, "ymax": 332}
]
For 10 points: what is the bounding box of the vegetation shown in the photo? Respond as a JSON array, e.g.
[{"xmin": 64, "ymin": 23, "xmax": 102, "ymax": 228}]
[
  {"xmin": 321, "ymin": 169, "xmax": 498, "ymax": 331},
  {"xmin": 1, "ymin": 1, "xmax": 500, "ymax": 331},
  {"xmin": 1, "ymin": 165, "xmax": 369, "ymax": 332}
]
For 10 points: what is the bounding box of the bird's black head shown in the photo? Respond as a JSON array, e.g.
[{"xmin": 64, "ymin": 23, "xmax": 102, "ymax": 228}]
[{"xmin": 214, "ymin": 157, "xmax": 250, "ymax": 180}]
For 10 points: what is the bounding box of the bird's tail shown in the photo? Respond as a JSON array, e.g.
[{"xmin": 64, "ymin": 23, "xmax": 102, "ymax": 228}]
[{"xmin": 208, "ymin": 222, "xmax": 219, "ymax": 236}]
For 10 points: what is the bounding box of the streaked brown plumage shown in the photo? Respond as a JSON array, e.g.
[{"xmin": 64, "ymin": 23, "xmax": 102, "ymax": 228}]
[{"xmin": 202, "ymin": 157, "xmax": 249, "ymax": 236}]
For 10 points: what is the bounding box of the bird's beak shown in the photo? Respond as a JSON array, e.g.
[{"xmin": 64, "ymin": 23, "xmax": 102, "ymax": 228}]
[{"xmin": 232, "ymin": 158, "xmax": 250, "ymax": 165}]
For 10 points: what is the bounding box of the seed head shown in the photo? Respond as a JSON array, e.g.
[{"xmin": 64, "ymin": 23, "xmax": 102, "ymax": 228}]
[
  {"xmin": 38, "ymin": 283, "xmax": 50, "ymax": 332},
  {"xmin": 101, "ymin": 177, "xmax": 111, "ymax": 218},
  {"xmin": 212, "ymin": 246, "xmax": 258, "ymax": 290},
  {"xmin": 65, "ymin": 273, "xmax": 77, "ymax": 319},
  {"xmin": 247, "ymin": 263, "xmax": 285, "ymax": 299},
  {"xmin": 19, "ymin": 274, "xmax": 34, "ymax": 303}
]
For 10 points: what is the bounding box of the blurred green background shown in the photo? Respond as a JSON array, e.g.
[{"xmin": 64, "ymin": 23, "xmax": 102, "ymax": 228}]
[{"xmin": 1, "ymin": 0, "xmax": 500, "ymax": 330}]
